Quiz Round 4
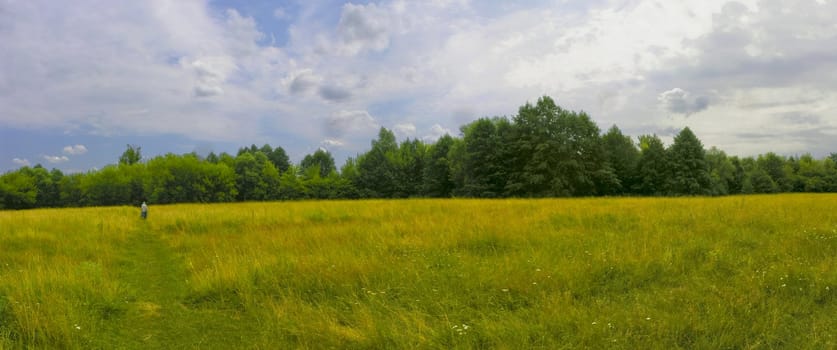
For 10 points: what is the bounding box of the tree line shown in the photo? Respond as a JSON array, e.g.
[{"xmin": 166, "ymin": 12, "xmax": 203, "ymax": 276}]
[{"xmin": 3, "ymin": 96, "xmax": 837, "ymax": 209}]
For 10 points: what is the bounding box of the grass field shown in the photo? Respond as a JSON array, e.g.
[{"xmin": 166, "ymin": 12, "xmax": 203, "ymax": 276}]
[{"xmin": 1, "ymin": 195, "xmax": 835, "ymax": 349}]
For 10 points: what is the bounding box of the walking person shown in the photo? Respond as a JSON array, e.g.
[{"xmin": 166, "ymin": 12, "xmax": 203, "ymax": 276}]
[{"xmin": 141, "ymin": 200, "xmax": 148, "ymax": 219}]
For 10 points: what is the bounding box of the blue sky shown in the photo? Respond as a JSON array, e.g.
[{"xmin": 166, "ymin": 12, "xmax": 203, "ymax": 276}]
[{"xmin": 2, "ymin": 0, "xmax": 837, "ymax": 172}]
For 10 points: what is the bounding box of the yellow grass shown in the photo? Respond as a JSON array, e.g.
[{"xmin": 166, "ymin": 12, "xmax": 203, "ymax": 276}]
[{"xmin": 1, "ymin": 195, "xmax": 835, "ymax": 348}]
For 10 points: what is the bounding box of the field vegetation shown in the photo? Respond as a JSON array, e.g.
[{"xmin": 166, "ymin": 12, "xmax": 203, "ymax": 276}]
[{"xmin": 1, "ymin": 194, "xmax": 835, "ymax": 348}]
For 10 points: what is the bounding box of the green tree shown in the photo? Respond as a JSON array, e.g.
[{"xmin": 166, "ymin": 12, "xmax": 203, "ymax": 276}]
[
  {"xmin": 422, "ymin": 134, "xmax": 456, "ymax": 197},
  {"xmin": 206, "ymin": 152, "xmax": 220, "ymax": 164},
  {"xmin": 705, "ymin": 147, "xmax": 734, "ymax": 196},
  {"xmin": 122, "ymin": 163, "xmax": 147, "ymax": 204},
  {"xmin": 21, "ymin": 165, "xmax": 61, "ymax": 207},
  {"xmin": 238, "ymin": 144, "xmax": 259, "ymax": 156},
  {"xmin": 823, "ymin": 157, "xmax": 837, "ymax": 191},
  {"xmin": 757, "ymin": 152, "xmax": 788, "ymax": 192},
  {"xmin": 59, "ymin": 173, "xmax": 84, "ymax": 206},
  {"xmin": 0, "ymin": 168, "xmax": 38, "ymax": 209},
  {"xmin": 796, "ymin": 154, "xmax": 829, "ymax": 192},
  {"xmin": 205, "ymin": 162, "xmax": 238, "ymax": 202},
  {"xmin": 278, "ymin": 165, "xmax": 307, "ymax": 200},
  {"xmin": 665, "ymin": 127, "xmax": 711, "ymax": 195},
  {"xmin": 303, "ymin": 167, "xmax": 354, "ymax": 199},
  {"xmin": 356, "ymin": 128, "xmax": 401, "ymax": 198},
  {"xmin": 446, "ymin": 137, "xmax": 466, "ymax": 195},
  {"xmin": 119, "ymin": 144, "xmax": 142, "ymax": 165},
  {"xmin": 144, "ymin": 153, "xmax": 235, "ymax": 203},
  {"xmin": 743, "ymin": 168, "xmax": 778, "ymax": 194},
  {"xmin": 601, "ymin": 125, "xmax": 640, "ymax": 195},
  {"xmin": 259, "ymin": 144, "xmax": 291, "ymax": 173},
  {"xmin": 507, "ymin": 96, "xmax": 614, "ymax": 197},
  {"xmin": 458, "ymin": 118, "xmax": 507, "ymax": 197},
  {"xmin": 145, "ymin": 154, "xmax": 189, "ymax": 204},
  {"xmin": 300, "ymin": 149, "xmax": 337, "ymax": 178},
  {"xmin": 396, "ymin": 138, "xmax": 427, "ymax": 197},
  {"xmin": 727, "ymin": 156, "xmax": 746, "ymax": 194},
  {"xmin": 81, "ymin": 165, "xmax": 132, "ymax": 205},
  {"xmin": 506, "ymin": 97, "xmax": 561, "ymax": 197},
  {"xmin": 635, "ymin": 135, "xmax": 669, "ymax": 196},
  {"xmin": 233, "ymin": 152, "xmax": 278, "ymax": 201},
  {"xmin": 340, "ymin": 157, "xmax": 360, "ymax": 186}
]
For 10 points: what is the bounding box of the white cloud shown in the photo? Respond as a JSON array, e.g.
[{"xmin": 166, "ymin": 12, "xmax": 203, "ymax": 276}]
[
  {"xmin": 273, "ymin": 7, "xmax": 289, "ymax": 20},
  {"xmin": 321, "ymin": 138, "xmax": 345, "ymax": 148},
  {"xmin": 43, "ymin": 155, "xmax": 69, "ymax": 164},
  {"xmin": 393, "ymin": 122, "xmax": 416, "ymax": 138},
  {"xmin": 0, "ymin": 2, "xmax": 285, "ymax": 142},
  {"xmin": 335, "ymin": 3, "xmax": 391, "ymax": 55},
  {"xmin": 423, "ymin": 124, "xmax": 453, "ymax": 142},
  {"xmin": 187, "ymin": 56, "xmax": 237, "ymax": 98},
  {"xmin": 3, "ymin": 0, "xmax": 837, "ymax": 168},
  {"xmin": 12, "ymin": 158, "xmax": 30, "ymax": 166},
  {"xmin": 190, "ymin": 56, "xmax": 237, "ymax": 81},
  {"xmin": 326, "ymin": 110, "xmax": 379, "ymax": 137},
  {"xmin": 62, "ymin": 144, "xmax": 88, "ymax": 155}
]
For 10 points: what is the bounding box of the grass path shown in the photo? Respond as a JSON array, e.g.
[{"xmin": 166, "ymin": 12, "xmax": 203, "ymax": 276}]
[{"xmin": 94, "ymin": 223, "xmax": 262, "ymax": 349}]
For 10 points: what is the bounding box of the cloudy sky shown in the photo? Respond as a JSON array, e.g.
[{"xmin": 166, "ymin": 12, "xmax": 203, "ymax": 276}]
[{"xmin": 2, "ymin": 0, "xmax": 836, "ymax": 172}]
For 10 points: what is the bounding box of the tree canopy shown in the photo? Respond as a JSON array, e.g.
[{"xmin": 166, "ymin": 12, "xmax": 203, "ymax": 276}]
[{"xmin": 2, "ymin": 96, "xmax": 836, "ymax": 209}]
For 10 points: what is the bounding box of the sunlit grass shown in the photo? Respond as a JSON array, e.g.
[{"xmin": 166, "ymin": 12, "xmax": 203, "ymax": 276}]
[{"xmin": 1, "ymin": 195, "xmax": 835, "ymax": 348}]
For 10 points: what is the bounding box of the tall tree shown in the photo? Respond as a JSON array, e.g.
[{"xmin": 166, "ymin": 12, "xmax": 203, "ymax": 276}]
[
  {"xmin": 0, "ymin": 168, "xmax": 38, "ymax": 209},
  {"xmin": 459, "ymin": 118, "xmax": 507, "ymax": 197},
  {"xmin": 422, "ymin": 134, "xmax": 456, "ymax": 197},
  {"xmin": 259, "ymin": 144, "xmax": 291, "ymax": 173},
  {"xmin": 206, "ymin": 152, "xmax": 220, "ymax": 164},
  {"xmin": 507, "ymin": 97, "xmax": 614, "ymax": 196},
  {"xmin": 601, "ymin": 125, "xmax": 640, "ymax": 195},
  {"xmin": 706, "ymin": 147, "xmax": 734, "ymax": 195},
  {"xmin": 233, "ymin": 152, "xmax": 278, "ymax": 201},
  {"xmin": 143, "ymin": 153, "xmax": 235, "ymax": 203},
  {"xmin": 506, "ymin": 97, "xmax": 561, "ymax": 197},
  {"xmin": 355, "ymin": 128, "xmax": 400, "ymax": 198},
  {"xmin": 395, "ymin": 139, "xmax": 427, "ymax": 197},
  {"xmin": 278, "ymin": 165, "xmax": 307, "ymax": 200},
  {"xmin": 743, "ymin": 168, "xmax": 778, "ymax": 193},
  {"xmin": 635, "ymin": 135, "xmax": 669, "ymax": 196},
  {"xmin": 727, "ymin": 156, "xmax": 746, "ymax": 195},
  {"xmin": 300, "ymin": 149, "xmax": 337, "ymax": 178},
  {"xmin": 796, "ymin": 154, "xmax": 829, "ymax": 192},
  {"xmin": 823, "ymin": 157, "xmax": 837, "ymax": 192},
  {"xmin": 80, "ymin": 165, "xmax": 132, "ymax": 205},
  {"xmin": 59, "ymin": 173, "xmax": 84, "ymax": 207},
  {"xmin": 119, "ymin": 144, "xmax": 142, "ymax": 165},
  {"xmin": 23, "ymin": 165, "xmax": 61, "ymax": 207},
  {"xmin": 757, "ymin": 152, "xmax": 789, "ymax": 191},
  {"xmin": 666, "ymin": 127, "xmax": 711, "ymax": 195}
]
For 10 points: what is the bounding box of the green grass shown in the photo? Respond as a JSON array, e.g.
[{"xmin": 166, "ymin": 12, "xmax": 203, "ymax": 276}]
[{"xmin": 1, "ymin": 195, "xmax": 835, "ymax": 349}]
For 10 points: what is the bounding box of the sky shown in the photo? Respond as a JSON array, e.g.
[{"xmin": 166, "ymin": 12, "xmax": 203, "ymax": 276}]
[{"xmin": 2, "ymin": 0, "xmax": 837, "ymax": 173}]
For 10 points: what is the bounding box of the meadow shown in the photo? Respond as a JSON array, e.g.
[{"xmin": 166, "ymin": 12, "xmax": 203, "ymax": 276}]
[{"xmin": 0, "ymin": 195, "xmax": 835, "ymax": 349}]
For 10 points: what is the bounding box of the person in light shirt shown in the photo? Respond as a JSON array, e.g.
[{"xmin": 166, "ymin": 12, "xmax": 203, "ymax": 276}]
[{"xmin": 141, "ymin": 201, "xmax": 148, "ymax": 219}]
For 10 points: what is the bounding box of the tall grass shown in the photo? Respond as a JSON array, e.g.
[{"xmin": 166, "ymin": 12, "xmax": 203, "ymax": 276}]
[{"xmin": 1, "ymin": 195, "xmax": 835, "ymax": 348}]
